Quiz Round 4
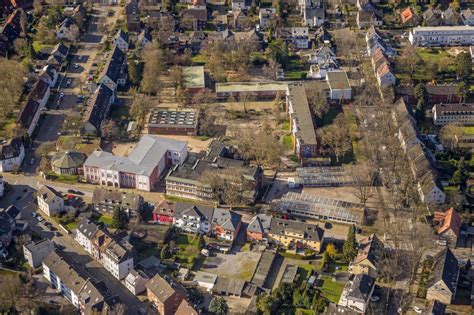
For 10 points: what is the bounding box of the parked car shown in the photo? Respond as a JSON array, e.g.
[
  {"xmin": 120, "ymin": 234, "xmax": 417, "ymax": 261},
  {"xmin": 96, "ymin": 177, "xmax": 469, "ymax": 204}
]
[
  {"xmin": 413, "ymin": 306, "xmax": 422, "ymax": 314},
  {"xmin": 37, "ymin": 216, "xmax": 44, "ymax": 222}
]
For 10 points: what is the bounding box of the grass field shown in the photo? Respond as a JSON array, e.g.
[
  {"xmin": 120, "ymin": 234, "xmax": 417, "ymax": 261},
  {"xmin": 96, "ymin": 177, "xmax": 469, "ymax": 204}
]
[
  {"xmin": 98, "ymin": 214, "xmax": 113, "ymax": 226},
  {"xmin": 462, "ymin": 126, "xmax": 474, "ymax": 134},
  {"xmin": 65, "ymin": 220, "xmax": 78, "ymax": 231},
  {"xmin": 283, "ymin": 134, "xmax": 293, "ymax": 150},
  {"xmin": 175, "ymin": 233, "xmax": 202, "ymax": 267},
  {"xmin": 417, "ymin": 48, "xmax": 452, "ymax": 65},
  {"xmin": 319, "ymin": 276, "xmax": 345, "ymax": 303}
]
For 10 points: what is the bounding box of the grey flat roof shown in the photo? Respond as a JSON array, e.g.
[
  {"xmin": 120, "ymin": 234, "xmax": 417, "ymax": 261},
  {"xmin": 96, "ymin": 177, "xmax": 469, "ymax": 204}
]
[
  {"xmin": 327, "ymin": 71, "xmax": 350, "ymax": 90},
  {"xmin": 148, "ymin": 109, "xmax": 198, "ymax": 127},
  {"xmin": 216, "ymin": 81, "xmax": 289, "ymax": 93},
  {"xmin": 287, "ymin": 83, "xmax": 317, "ymax": 146},
  {"xmin": 251, "ymin": 249, "xmax": 276, "ymax": 287},
  {"xmin": 183, "ymin": 66, "xmax": 205, "ymax": 89}
]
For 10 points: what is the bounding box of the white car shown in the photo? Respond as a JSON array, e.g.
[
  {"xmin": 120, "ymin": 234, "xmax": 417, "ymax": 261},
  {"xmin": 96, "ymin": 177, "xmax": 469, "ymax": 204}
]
[
  {"xmin": 370, "ymin": 296, "xmax": 380, "ymax": 302},
  {"xmin": 37, "ymin": 216, "xmax": 44, "ymax": 222},
  {"xmin": 413, "ymin": 306, "xmax": 422, "ymax": 314}
]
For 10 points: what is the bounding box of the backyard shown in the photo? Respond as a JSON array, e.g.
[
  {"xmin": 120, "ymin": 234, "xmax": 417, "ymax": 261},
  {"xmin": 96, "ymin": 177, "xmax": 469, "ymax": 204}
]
[
  {"xmin": 173, "ymin": 233, "xmax": 203, "ymax": 268},
  {"xmin": 318, "ymin": 275, "xmax": 345, "ymax": 304}
]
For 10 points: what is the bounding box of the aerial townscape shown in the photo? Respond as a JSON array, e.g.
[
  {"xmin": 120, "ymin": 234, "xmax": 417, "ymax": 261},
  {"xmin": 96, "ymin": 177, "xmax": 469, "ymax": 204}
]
[{"xmin": 0, "ymin": 0, "xmax": 474, "ymax": 314}]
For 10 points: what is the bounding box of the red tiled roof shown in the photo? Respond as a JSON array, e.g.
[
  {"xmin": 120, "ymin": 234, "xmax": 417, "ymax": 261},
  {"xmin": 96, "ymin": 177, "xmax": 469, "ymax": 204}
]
[
  {"xmin": 401, "ymin": 7, "xmax": 414, "ymax": 23},
  {"xmin": 436, "ymin": 208, "xmax": 462, "ymax": 237}
]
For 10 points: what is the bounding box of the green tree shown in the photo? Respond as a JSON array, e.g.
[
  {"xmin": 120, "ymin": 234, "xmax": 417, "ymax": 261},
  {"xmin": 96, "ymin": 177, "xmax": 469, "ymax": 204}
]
[
  {"xmin": 267, "ymin": 39, "xmax": 289, "ymax": 69},
  {"xmin": 320, "ymin": 251, "xmax": 331, "ymax": 269},
  {"xmin": 452, "ymin": 157, "xmax": 469, "ymax": 187},
  {"xmin": 456, "ymin": 81, "xmax": 468, "ymax": 103},
  {"xmin": 209, "ymin": 296, "xmax": 228, "ymax": 315},
  {"xmin": 414, "ymin": 83, "xmax": 426, "ymax": 103},
  {"xmin": 257, "ymin": 294, "xmax": 279, "ymax": 315},
  {"xmin": 455, "ymin": 52, "xmax": 472, "ymax": 81},
  {"xmin": 160, "ymin": 244, "xmax": 171, "ymax": 260},
  {"xmin": 343, "ymin": 225, "xmax": 358, "ymax": 262},
  {"xmin": 111, "ymin": 207, "xmax": 129, "ymax": 230}
]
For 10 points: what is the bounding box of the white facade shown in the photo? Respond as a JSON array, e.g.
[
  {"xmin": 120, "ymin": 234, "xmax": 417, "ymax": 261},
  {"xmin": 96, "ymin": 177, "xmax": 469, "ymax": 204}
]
[
  {"xmin": 409, "ymin": 26, "xmax": 474, "ymax": 46},
  {"xmin": 75, "ymin": 229, "xmax": 94, "ymax": 255},
  {"xmin": 175, "ymin": 214, "xmax": 211, "ymax": 234},
  {"xmin": 114, "ymin": 36, "xmax": 129, "ymax": 53},
  {"xmin": 23, "ymin": 240, "xmax": 54, "ymax": 268},
  {"xmin": 419, "ymin": 184, "xmax": 446, "ymax": 205},
  {"xmin": 99, "ymin": 75, "xmax": 117, "ymax": 92},
  {"xmin": 0, "ymin": 144, "xmax": 24, "ymax": 173},
  {"xmin": 377, "ymin": 71, "xmax": 396, "ymax": 87},
  {"xmin": 259, "ymin": 8, "xmax": 275, "ymax": 29},
  {"xmin": 123, "ymin": 270, "xmax": 148, "ymax": 295},
  {"xmin": 432, "ymin": 104, "xmax": 474, "ymax": 126},
  {"xmin": 291, "ymin": 27, "xmax": 309, "ymax": 49},
  {"xmin": 42, "ymin": 263, "xmax": 81, "ymax": 308},
  {"xmin": 102, "ymin": 252, "xmax": 133, "ymax": 280},
  {"xmin": 37, "ymin": 192, "xmax": 64, "ymax": 217}
]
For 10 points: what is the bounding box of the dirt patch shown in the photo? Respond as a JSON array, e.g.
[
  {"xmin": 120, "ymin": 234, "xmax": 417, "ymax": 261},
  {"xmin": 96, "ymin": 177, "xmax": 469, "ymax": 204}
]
[{"xmin": 200, "ymin": 251, "xmax": 261, "ymax": 281}]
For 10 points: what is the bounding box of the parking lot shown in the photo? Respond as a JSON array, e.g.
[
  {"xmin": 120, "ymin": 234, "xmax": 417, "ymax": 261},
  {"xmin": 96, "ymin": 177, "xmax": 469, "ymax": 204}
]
[{"xmin": 200, "ymin": 250, "xmax": 261, "ymax": 281}]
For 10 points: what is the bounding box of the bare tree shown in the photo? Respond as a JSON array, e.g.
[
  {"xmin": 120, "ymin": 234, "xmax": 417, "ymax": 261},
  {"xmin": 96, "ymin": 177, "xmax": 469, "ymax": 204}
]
[
  {"xmin": 36, "ymin": 141, "xmax": 56, "ymax": 158},
  {"xmin": 319, "ymin": 113, "xmax": 352, "ymax": 163},
  {"xmin": 351, "ymin": 163, "xmax": 376, "ymax": 207},
  {"xmin": 130, "ymin": 94, "xmax": 153, "ymax": 128},
  {"xmin": 306, "ymin": 85, "xmax": 328, "ymax": 118}
]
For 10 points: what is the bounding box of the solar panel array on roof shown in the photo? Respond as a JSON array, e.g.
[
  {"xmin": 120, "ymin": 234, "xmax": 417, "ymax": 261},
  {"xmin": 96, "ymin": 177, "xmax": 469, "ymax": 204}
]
[
  {"xmin": 149, "ymin": 109, "xmax": 197, "ymax": 126},
  {"xmin": 294, "ymin": 167, "xmax": 357, "ymax": 187},
  {"xmin": 273, "ymin": 192, "xmax": 364, "ymax": 224}
]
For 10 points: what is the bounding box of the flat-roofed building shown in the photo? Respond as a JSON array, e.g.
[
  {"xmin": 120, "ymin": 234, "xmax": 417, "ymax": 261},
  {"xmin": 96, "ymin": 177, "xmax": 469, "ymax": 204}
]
[
  {"xmin": 215, "ymin": 81, "xmax": 289, "ymax": 100},
  {"xmin": 147, "ymin": 109, "xmax": 199, "ymax": 136},
  {"xmin": 286, "ymin": 83, "xmax": 318, "ymax": 161},
  {"xmin": 432, "ymin": 103, "xmax": 474, "ymax": 126},
  {"xmin": 326, "ymin": 71, "xmax": 351, "ymax": 100},
  {"xmin": 183, "ymin": 66, "xmax": 208, "ymax": 93},
  {"xmin": 409, "ymin": 25, "xmax": 474, "ymax": 46},
  {"xmin": 23, "ymin": 239, "xmax": 54, "ymax": 268}
]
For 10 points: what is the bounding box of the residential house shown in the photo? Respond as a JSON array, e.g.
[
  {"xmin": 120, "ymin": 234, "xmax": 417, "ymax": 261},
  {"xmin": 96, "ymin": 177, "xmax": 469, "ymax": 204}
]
[
  {"xmin": 211, "ymin": 208, "xmax": 242, "ymax": 242},
  {"xmin": 268, "ymin": 218, "xmax": 324, "ymax": 252},
  {"xmin": 181, "ymin": 8, "xmax": 207, "ymax": 31},
  {"xmin": 0, "ymin": 176, "xmax": 4, "ymax": 197},
  {"xmin": 366, "ymin": 32, "xmax": 395, "ymax": 57},
  {"xmin": 194, "ymin": 271, "xmax": 218, "ymax": 291},
  {"xmin": 75, "ymin": 218, "xmax": 99, "ymax": 255},
  {"xmin": 174, "ymin": 205, "xmax": 214, "ymax": 234},
  {"xmin": 432, "ymin": 103, "xmax": 474, "ymax": 126},
  {"xmin": 46, "ymin": 43, "xmax": 70, "ymax": 71},
  {"xmin": 259, "ymin": 8, "xmax": 275, "ymax": 29},
  {"xmin": 234, "ymin": 29, "xmax": 264, "ymax": 50},
  {"xmin": 423, "ymin": 8, "xmax": 443, "ymax": 26},
  {"xmin": 303, "ymin": 7, "xmax": 325, "ymax": 27},
  {"xmin": 232, "ymin": 8, "xmax": 251, "ymax": 30},
  {"xmin": 291, "ymin": 27, "xmax": 309, "ymax": 49},
  {"xmin": 357, "ymin": 10, "xmax": 382, "ymax": 29},
  {"xmin": 136, "ymin": 29, "xmax": 152, "ymax": 48},
  {"xmin": 153, "ymin": 199, "xmax": 179, "ymax": 224},
  {"xmin": 0, "ymin": 138, "xmax": 24, "ymax": 172},
  {"xmin": 231, "ymin": 0, "xmax": 251, "ymax": 11},
  {"xmin": 56, "ymin": 18, "xmax": 79, "ymax": 42},
  {"xmin": 376, "ymin": 62, "xmax": 396, "ymax": 87},
  {"xmin": 338, "ymin": 274, "xmax": 375, "ymax": 314},
  {"xmin": 426, "ymin": 248, "xmax": 459, "ymax": 305},
  {"xmin": 124, "ymin": 269, "xmax": 149, "ymax": 295},
  {"xmin": 125, "ymin": 0, "xmax": 141, "ymax": 33},
  {"xmin": 114, "ymin": 29, "xmax": 129, "ymax": 53},
  {"xmin": 92, "ymin": 187, "xmax": 144, "ymax": 217},
  {"xmin": 98, "ymin": 45, "xmax": 127, "ymax": 91},
  {"xmin": 176, "ymin": 299, "xmax": 198, "ymax": 315},
  {"xmin": 246, "ymin": 214, "xmax": 272, "ymax": 242},
  {"xmin": 23, "ymin": 239, "xmax": 54, "ymax": 268},
  {"xmin": 400, "ymin": 7, "xmax": 420, "ymax": 27},
  {"xmin": 434, "ymin": 208, "xmax": 462, "ymax": 246},
  {"xmin": 37, "ymin": 185, "xmax": 64, "ymax": 217},
  {"xmin": 189, "ymin": 0, "xmax": 206, "ymax": 10},
  {"xmin": 166, "ymin": 141, "xmax": 263, "ymax": 203},
  {"xmin": 102, "ymin": 240, "xmax": 134, "ymax": 280},
  {"xmin": 84, "ymin": 135, "xmax": 188, "ymax": 192},
  {"xmin": 308, "ymin": 59, "xmax": 339, "ymax": 80},
  {"xmin": 306, "ymin": 46, "xmax": 336, "ymax": 64},
  {"xmin": 146, "ymin": 274, "xmax": 187, "ymax": 315},
  {"xmin": 409, "ymin": 26, "xmax": 474, "ymax": 47},
  {"xmin": 18, "ymin": 79, "xmax": 50, "ymax": 136},
  {"xmin": 83, "ymin": 84, "xmax": 114, "ymax": 135},
  {"xmin": 350, "ymin": 234, "xmax": 384, "ymax": 278},
  {"xmin": 42, "ymin": 250, "xmax": 120, "ymax": 312},
  {"xmin": 286, "ymin": 83, "xmax": 318, "ymax": 160},
  {"xmin": 91, "ymin": 229, "xmax": 112, "ymax": 261},
  {"xmin": 38, "ymin": 65, "xmax": 59, "ymax": 87},
  {"xmin": 189, "ymin": 30, "xmax": 206, "ymax": 51},
  {"xmin": 326, "ymin": 71, "xmax": 352, "ymax": 100},
  {"xmin": 442, "ymin": 8, "xmax": 461, "ymax": 26},
  {"xmin": 461, "ymin": 8, "xmax": 474, "ymax": 26}
]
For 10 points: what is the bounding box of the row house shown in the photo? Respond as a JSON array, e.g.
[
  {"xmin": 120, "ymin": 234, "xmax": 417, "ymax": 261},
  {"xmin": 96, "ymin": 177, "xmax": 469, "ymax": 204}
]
[
  {"xmin": 286, "ymin": 83, "xmax": 318, "ymax": 161},
  {"xmin": 114, "ymin": 29, "xmax": 129, "ymax": 53},
  {"xmin": 0, "ymin": 137, "xmax": 24, "ymax": 172},
  {"xmin": 92, "ymin": 187, "xmax": 144, "ymax": 217},
  {"xmin": 268, "ymin": 218, "xmax": 324, "ymax": 252},
  {"xmin": 337, "ymin": 274, "xmax": 375, "ymax": 314},
  {"xmin": 37, "ymin": 185, "xmax": 64, "ymax": 217},
  {"xmin": 372, "ymin": 48, "xmax": 396, "ymax": 87},
  {"xmin": 125, "ymin": 0, "xmax": 141, "ymax": 33},
  {"xmin": 409, "ymin": 25, "xmax": 474, "ymax": 47},
  {"xmin": 434, "ymin": 208, "xmax": 462, "ymax": 247},
  {"xmin": 98, "ymin": 44, "xmax": 127, "ymax": 91},
  {"xmin": 211, "ymin": 208, "xmax": 242, "ymax": 242},
  {"xmin": 38, "ymin": 65, "xmax": 59, "ymax": 88},
  {"xmin": 366, "ymin": 26, "xmax": 395, "ymax": 57},
  {"xmin": 422, "ymin": 7, "xmax": 462, "ymax": 27},
  {"xmin": 46, "ymin": 43, "xmax": 70, "ymax": 71},
  {"xmin": 392, "ymin": 99, "xmax": 446, "ymax": 205},
  {"xmin": 396, "ymin": 84, "xmax": 460, "ymax": 106},
  {"xmin": 276, "ymin": 27, "xmax": 310, "ymax": 49},
  {"xmin": 42, "ymin": 250, "xmax": 121, "ymax": 312},
  {"xmin": 56, "ymin": 18, "xmax": 80, "ymax": 42},
  {"xmin": 426, "ymin": 248, "xmax": 459, "ymax": 305},
  {"xmin": 75, "ymin": 218, "xmax": 133, "ymax": 280},
  {"xmin": 461, "ymin": 8, "xmax": 474, "ymax": 26},
  {"xmin": 180, "ymin": 8, "xmax": 207, "ymax": 31},
  {"xmin": 432, "ymin": 103, "xmax": 474, "ymax": 126},
  {"xmin": 84, "ymin": 135, "xmax": 187, "ymax": 192},
  {"xmin": 246, "ymin": 214, "xmax": 272, "ymax": 242},
  {"xmin": 83, "ymin": 83, "xmax": 114, "ymax": 135},
  {"xmin": 17, "ymin": 79, "xmax": 50, "ymax": 136},
  {"xmin": 349, "ymin": 234, "xmax": 384, "ymax": 278}
]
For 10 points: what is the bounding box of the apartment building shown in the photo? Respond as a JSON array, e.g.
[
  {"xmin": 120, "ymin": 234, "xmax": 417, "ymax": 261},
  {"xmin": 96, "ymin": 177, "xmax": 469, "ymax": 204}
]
[
  {"xmin": 92, "ymin": 187, "xmax": 144, "ymax": 217},
  {"xmin": 432, "ymin": 103, "xmax": 474, "ymax": 126},
  {"xmin": 23, "ymin": 239, "xmax": 54, "ymax": 268},
  {"xmin": 286, "ymin": 83, "xmax": 318, "ymax": 162},
  {"xmin": 37, "ymin": 185, "xmax": 65, "ymax": 217},
  {"xmin": 84, "ymin": 135, "xmax": 187, "ymax": 192},
  {"xmin": 102, "ymin": 240, "xmax": 134, "ymax": 280},
  {"xmin": 409, "ymin": 26, "xmax": 474, "ymax": 46},
  {"xmin": 268, "ymin": 218, "xmax": 324, "ymax": 252}
]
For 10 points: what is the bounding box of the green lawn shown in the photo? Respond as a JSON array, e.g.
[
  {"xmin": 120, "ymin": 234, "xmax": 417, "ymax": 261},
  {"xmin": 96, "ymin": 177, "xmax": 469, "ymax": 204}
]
[
  {"xmin": 65, "ymin": 220, "xmax": 78, "ymax": 231},
  {"xmin": 462, "ymin": 126, "xmax": 474, "ymax": 134},
  {"xmin": 417, "ymin": 48, "xmax": 451, "ymax": 65},
  {"xmin": 192, "ymin": 54, "xmax": 207, "ymax": 64},
  {"xmin": 98, "ymin": 214, "xmax": 113, "ymax": 226},
  {"xmin": 282, "ymin": 120, "xmax": 290, "ymax": 132},
  {"xmin": 296, "ymin": 309, "xmax": 315, "ymax": 315},
  {"xmin": 283, "ymin": 134, "xmax": 293, "ymax": 150},
  {"xmin": 174, "ymin": 233, "xmax": 202, "ymax": 267},
  {"xmin": 319, "ymin": 276, "xmax": 345, "ymax": 303},
  {"xmin": 47, "ymin": 173, "xmax": 79, "ymax": 184}
]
